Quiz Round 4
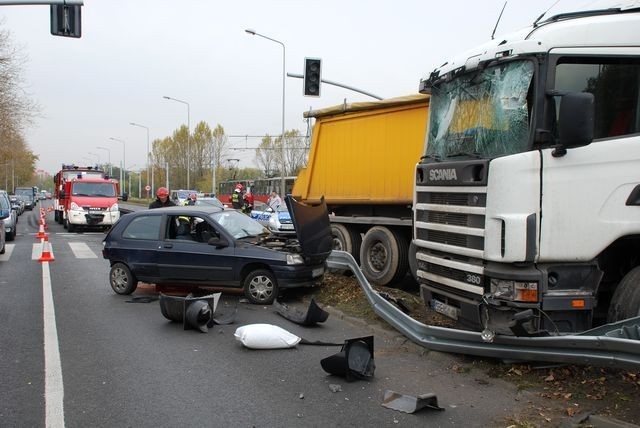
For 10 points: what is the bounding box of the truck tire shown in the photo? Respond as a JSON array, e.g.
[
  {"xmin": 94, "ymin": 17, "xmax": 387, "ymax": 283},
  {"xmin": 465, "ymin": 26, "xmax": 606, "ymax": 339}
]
[
  {"xmin": 607, "ymin": 266, "xmax": 640, "ymax": 322},
  {"xmin": 331, "ymin": 224, "xmax": 362, "ymax": 262},
  {"xmin": 65, "ymin": 219, "xmax": 75, "ymax": 233},
  {"xmin": 408, "ymin": 241, "xmax": 419, "ymax": 282},
  {"xmin": 360, "ymin": 226, "xmax": 409, "ymax": 287}
]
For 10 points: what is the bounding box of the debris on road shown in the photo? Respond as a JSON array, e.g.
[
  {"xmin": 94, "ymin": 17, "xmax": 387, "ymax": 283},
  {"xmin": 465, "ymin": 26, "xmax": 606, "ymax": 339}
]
[
  {"xmin": 274, "ymin": 298, "xmax": 329, "ymax": 326},
  {"xmin": 381, "ymin": 390, "xmax": 444, "ymax": 414}
]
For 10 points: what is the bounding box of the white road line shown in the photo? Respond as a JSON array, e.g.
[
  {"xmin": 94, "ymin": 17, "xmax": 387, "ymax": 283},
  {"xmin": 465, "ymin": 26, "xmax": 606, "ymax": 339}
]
[
  {"xmin": 0, "ymin": 243, "xmax": 15, "ymax": 261},
  {"xmin": 42, "ymin": 261, "xmax": 66, "ymax": 427},
  {"xmin": 68, "ymin": 242, "xmax": 98, "ymax": 259},
  {"xmin": 32, "ymin": 242, "xmax": 42, "ymax": 260}
]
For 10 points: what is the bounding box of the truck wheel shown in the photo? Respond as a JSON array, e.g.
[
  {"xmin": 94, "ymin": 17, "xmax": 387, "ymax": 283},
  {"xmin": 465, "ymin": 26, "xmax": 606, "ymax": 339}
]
[
  {"xmin": 408, "ymin": 241, "xmax": 419, "ymax": 282},
  {"xmin": 360, "ymin": 226, "xmax": 409, "ymax": 287},
  {"xmin": 243, "ymin": 269, "xmax": 278, "ymax": 305},
  {"xmin": 330, "ymin": 224, "xmax": 362, "ymax": 275},
  {"xmin": 65, "ymin": 219, "xmax": 75, "ymax": 233},
  {"xmin": 607, "ymin": 266, "xmax": 640, "ymax": 322},
  {"xmin": 110, "ymin": 263, "xmax": 138, "ymax": 295},
  {"xmin": 54, "ymin": 210, "xmax": 59, "ymax": 223}
]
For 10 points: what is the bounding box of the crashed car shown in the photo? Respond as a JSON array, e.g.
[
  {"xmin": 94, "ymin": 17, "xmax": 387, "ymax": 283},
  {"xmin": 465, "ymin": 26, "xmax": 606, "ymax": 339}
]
[
  {"xmin": 250, "ymin": 200, "xmax": 295, "ymax": 235},
  {"xmin": 102, "ymin": 196, "xmax": 332, "ymax": 304}
]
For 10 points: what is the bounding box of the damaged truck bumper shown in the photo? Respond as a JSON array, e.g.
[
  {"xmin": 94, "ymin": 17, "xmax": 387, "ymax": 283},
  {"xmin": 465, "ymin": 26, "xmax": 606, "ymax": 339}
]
[{"xmin": 327, "ymin": 250, "xmax": 640, "ymax": 370}]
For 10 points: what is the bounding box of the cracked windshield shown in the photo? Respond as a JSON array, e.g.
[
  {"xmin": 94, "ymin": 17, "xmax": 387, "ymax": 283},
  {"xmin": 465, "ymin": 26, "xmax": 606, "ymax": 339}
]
[{"xmin": 427, "ymin": 60, "xmax": 534, "ymax": 160}]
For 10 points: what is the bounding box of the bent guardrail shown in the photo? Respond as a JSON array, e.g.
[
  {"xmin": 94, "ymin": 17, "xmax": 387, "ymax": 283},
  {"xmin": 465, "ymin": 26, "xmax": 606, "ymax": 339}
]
[{"xmin": 326, "ymin": 250, "xmax": 640, "ymax": 370}]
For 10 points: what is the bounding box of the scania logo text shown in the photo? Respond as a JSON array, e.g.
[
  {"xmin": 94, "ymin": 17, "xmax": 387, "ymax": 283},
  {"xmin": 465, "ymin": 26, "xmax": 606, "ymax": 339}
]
[{"xmin": 429, "ymin": 168, "xmax": 458, "ymax": 181}]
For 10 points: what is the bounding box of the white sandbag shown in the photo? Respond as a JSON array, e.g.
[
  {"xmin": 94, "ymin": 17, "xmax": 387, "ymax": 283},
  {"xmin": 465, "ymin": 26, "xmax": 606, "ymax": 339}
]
[{"xmin": 234, "ymin": 324, "xmax": 301, "ymax": 349}]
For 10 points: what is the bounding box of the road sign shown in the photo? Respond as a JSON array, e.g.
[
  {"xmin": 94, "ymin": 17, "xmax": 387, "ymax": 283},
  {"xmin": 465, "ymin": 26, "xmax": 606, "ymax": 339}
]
[{"xmin": 145, "ymin": 185, "xmax": 151, "ymax": 192}]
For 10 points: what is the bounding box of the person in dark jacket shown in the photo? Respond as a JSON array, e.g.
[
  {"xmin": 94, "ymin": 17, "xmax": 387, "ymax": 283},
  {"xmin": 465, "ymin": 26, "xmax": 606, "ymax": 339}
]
[
  {"xmin": 184, "ymin": 193, "xmax": 197, "ymax": 205},
  {"xmin": 149, "ymin": 187, "xmax": 176, "ymax": 209},
  {"xmin": 231, "ymin": 183, "xmax": 244, "ymax": 210}
]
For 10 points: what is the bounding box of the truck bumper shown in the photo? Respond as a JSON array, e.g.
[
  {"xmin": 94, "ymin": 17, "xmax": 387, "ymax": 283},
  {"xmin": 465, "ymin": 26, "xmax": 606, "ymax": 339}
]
[{"xmin": 67, "ymin": 210, "xmax": 120, "ymax": 226}]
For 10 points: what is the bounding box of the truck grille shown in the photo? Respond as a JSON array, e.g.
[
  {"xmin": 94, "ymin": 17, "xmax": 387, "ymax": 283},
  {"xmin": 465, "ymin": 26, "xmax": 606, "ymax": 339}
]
[{"xmin": 414, "ymin": 184, "xmax": 487, "ymax": 296}]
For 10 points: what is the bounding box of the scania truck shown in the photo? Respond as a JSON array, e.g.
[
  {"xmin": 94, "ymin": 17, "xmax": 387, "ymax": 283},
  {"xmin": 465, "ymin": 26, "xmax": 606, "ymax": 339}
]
[{"xmin": 414, "ymin": 6, "xmax": 640, "ymax": 335}]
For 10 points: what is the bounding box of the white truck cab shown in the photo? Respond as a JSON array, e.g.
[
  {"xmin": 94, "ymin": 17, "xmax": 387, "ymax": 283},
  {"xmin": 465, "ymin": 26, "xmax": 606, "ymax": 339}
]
[{"xmin": 414, "ymin": 6, "xmax": 640, "ymax": 335}]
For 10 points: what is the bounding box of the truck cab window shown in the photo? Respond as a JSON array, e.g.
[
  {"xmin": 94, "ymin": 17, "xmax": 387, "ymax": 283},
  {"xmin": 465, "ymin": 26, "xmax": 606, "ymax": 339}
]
[{"xmin": 554, "ymin": 57, "xmax": 640, "ymax": 139}]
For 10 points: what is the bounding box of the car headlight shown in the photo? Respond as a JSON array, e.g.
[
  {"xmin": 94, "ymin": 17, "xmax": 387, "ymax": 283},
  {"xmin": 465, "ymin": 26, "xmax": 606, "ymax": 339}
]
[
  {"xmin": 490, "ymin": 278, "xmax": 538, "ymax": 302},
  {"xmin": 286, "ymin": 254, "xmax": 304, "ymax": 265}
]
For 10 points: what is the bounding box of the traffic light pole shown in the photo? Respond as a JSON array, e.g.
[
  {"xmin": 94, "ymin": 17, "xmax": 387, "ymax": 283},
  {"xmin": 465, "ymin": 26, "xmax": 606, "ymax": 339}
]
[{"xmin": 287, "ymin": 73, "xmax": 383, "ymax": 100}]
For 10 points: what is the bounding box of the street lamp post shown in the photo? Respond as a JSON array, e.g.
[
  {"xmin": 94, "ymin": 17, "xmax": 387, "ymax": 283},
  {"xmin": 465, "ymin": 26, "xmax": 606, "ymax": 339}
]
[
  {"xmin": 96, "ymin": 146, "xmax": 112, "ymax": 176},
  {"xmin": 245, "ymin": 29, "xmax": 287, "ymax": 195},
  {"xmin": 129, "ymin": 122, "xmax": 152, "ymax": 198},
  {"xmin": 163, "ymin": 96, "xmax": 190, "ymax": 189},
  {"xmin": 109, "ymin": 137, "xmax": 126, "ymax": 196}
]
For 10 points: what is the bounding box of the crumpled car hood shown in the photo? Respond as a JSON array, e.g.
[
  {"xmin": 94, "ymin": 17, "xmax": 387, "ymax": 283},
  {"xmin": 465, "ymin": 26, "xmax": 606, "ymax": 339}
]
[{"xmin": 285, "ymin": 195, "xmax": 332, "ymax": 264}]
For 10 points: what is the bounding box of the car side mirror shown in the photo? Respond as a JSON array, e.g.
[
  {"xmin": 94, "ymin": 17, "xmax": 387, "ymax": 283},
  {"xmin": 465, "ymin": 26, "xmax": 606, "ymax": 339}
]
[
  {"xmin": 553, "ymin": 92, "xmax": 594, "ymax": 157},
  {"xmin": 208, "ymin": 236, "xmax": 229, "ymax": 248}
]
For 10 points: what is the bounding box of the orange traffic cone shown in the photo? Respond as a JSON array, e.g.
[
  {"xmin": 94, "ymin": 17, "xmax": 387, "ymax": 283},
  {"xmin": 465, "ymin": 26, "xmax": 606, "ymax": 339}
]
[
  {"xmin": 38, "ymin": 240, "xmax": 55, "ymax": 262},
  {"xmin": 36, "ymin": 223, "xmax": 47, "ymax": 240}
]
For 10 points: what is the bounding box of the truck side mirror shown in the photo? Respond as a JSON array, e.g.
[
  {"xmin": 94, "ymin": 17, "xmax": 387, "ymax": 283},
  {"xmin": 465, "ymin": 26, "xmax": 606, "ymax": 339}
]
[
  {"xmin": 553, "ymin": 92, "xmax": 594, "ymax": 157},
  {"xmin": 120, "ymin": 192, "xmax": 129, "ymax": 202}
]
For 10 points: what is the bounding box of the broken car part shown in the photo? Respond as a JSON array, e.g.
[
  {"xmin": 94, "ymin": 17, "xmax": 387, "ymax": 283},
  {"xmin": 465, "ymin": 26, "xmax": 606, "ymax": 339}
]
[
  {"xmin": 159, "ymin": 292, "xmax": 221, "ymax": 333},
  {"xmin": 381, "ymin": 390, "xmax": 444, "ymax": 414},
  {"xmin": 327, "ymin": 250, "xmax": 640, "ymax": 370},
  {"xmin": 274, "ymin": 298, "xmax": 329, "ymax": 326},
  {"xmin": 320, "ymin": 336, "xmax": 375, "ymax": 381}
]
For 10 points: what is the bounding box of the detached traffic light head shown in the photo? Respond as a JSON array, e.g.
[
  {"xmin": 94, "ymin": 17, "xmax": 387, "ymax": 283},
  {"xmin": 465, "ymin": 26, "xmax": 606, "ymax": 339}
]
[{"xmin": 303, "ymin": 58, "xmax": 322, "ymax": 97}]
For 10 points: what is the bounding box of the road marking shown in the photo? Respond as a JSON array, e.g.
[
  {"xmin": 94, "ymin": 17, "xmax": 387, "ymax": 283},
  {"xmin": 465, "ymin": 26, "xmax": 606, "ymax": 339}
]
[
  {"xmin": 0, "ymin": 243, "xmax": 15, "ymax": 261},
  {"xmin": 42, "ymin": 261, "xmax": 66, "ymax": 427},
  {"xmin": 68, "ymin": 242, "xmax": 98, "ymax": 259}
]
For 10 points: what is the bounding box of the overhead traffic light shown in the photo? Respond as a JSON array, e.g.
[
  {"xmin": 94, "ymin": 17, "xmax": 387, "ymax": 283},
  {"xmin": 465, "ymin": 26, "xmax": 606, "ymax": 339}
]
[
  {"xmin": 303, "ymin": 58, "xmax": 322, "ymax": 97},
  {"xmin": 50, "ymin": 5, "xmax": 82, "ymax": 38}
]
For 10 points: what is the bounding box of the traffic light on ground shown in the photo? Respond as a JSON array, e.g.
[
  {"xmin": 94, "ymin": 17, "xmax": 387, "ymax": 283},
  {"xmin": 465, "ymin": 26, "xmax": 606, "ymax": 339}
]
[{"xmin": 303, "ymin": 58, "xmax": 322, "ymax": 97}]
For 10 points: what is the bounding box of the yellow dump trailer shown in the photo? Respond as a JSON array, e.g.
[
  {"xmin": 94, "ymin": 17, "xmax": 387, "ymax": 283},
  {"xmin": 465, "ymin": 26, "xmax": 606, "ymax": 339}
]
[{"xmin": 292, "ymin": 94, "xmax": 429, "ymax": 286}]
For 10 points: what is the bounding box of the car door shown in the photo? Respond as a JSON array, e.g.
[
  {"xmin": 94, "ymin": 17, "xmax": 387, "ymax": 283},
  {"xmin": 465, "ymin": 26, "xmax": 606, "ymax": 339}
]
[
  {"xmin": 157, "ymin": 214, "xmax": 237, "ymax": 284},
  {"xmin": 115, "ymin": 213, "xmax": 163, "ymax": 280}
]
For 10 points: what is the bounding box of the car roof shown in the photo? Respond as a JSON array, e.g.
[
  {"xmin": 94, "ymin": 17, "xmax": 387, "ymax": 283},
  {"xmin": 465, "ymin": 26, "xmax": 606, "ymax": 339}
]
[{"xmin": 134, "ymin": 205, "xmax": 226, "ymax": 215}]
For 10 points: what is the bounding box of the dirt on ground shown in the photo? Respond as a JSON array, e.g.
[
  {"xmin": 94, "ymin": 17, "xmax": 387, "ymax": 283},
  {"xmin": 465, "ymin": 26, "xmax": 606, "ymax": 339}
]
[{"xmin": 300, "ymin": 273, "xmax": 640, "ymax": 427}]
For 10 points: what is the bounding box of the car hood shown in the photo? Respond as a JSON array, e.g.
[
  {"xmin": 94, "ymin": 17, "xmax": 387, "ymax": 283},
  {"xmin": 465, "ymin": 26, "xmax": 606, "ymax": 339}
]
[{"xmin": 285, "ymin": 195, "xmax": 332, "ymax": 264}]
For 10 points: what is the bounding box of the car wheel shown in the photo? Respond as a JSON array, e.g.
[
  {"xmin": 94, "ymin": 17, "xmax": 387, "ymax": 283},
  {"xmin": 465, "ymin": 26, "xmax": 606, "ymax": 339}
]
[
  {"xmin": 607, "ymin": 266, "xmax": 640, "ymax": 322},
  {"xmin": 6, "ymin": 228, "xmax": 15, "ymax": 242},
  {"xmin": 360, "ymin": 226, "xmax": 409, "ymax": 287},
  {"xmin": 109, "ymin": 263, "xmax": 138, "ymax": 295},
  {"xmin": 243, "ymin": 269, "xmax": 278, "ymax": 305}
]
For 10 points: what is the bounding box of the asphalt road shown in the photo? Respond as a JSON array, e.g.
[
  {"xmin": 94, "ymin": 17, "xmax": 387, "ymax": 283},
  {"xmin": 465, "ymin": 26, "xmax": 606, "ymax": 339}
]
[{"xmin": 1, "ymin": 201, "xmax": 546, "ymax": 427}]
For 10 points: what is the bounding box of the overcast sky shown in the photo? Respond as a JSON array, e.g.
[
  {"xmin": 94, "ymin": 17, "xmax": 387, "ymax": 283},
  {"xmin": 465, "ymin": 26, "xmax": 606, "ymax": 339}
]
[{"xmin": 0, "ymin": 0, "xmax": 612, "ymax": 174}]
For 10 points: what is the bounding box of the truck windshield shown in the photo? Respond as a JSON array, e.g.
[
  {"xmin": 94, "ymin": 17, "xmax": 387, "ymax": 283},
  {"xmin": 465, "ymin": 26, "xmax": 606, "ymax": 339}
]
[
  {"xmin": 72, "ymin": 182, "xmax": 116, "ymax": 197},
  {"xmin": 427, "ymin": 60, "xmax": 534, "ymax": 160}
]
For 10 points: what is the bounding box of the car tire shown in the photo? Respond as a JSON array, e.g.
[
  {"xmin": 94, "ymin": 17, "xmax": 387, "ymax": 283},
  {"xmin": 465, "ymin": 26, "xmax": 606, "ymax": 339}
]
[
  {"xmin": 607, "ymin": 266, "xmax": 640, "ymax": 322},
  {"xmin": 6, "ymin": 228, "xmax": 15, "ymax": 242},
  {"xmin": 110, "ymin": 263, "xmax": 138, "ymax": 295},
  {"xmin": 360, "ymin": 226, "xmax": 409, "ymax": 287},
  {"xmin": 243, "ymin": 269, "xmax": 278, "ymax": 305}
]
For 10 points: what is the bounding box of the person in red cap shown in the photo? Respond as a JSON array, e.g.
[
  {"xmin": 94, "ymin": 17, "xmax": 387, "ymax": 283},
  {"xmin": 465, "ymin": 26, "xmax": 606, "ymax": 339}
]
[
  {"xmin": 149, "ymin": 187, "xmax": 176, "ymax": 209},
  {"xmin": 184, "ymin": 193, "xmax": 197, "ymax": 206},
  {"xmin": 231, "ymin": 183, "xmax": 244, "ymax": 210}
]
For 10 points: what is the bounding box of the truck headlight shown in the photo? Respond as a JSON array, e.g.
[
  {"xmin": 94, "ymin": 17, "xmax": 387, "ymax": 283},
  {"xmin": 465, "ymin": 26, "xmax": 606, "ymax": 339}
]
[
  {"xmin": 286, "ymin": 254, "xmax": 304, "ymax": 265},
  {"xmin": 70, "ymin": 202, "xmax": 81, "ymax": 211},
  {"xmin": 109, "ymin": 203, "xmax": 119, "ymax": 212},
  {"xmin": 490, "ymin": 279, "xmax": 538, "ymax": 302}
]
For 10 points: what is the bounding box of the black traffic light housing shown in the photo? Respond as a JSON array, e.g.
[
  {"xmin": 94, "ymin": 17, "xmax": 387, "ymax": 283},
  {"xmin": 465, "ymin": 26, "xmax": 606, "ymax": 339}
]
[
  {"xmin": 50, "ymin": 5, "xmax": 82, "ymax": 38},
  {"xmin": 303, "ymin": 58, "xmax": 322, "ymax": 97}
]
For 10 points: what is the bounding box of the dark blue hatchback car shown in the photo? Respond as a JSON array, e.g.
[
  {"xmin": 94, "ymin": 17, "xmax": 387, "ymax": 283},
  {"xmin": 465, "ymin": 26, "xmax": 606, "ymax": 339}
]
[{"xmin": 102, "ymin": 197, "xmax": 332, "ymax": 304}]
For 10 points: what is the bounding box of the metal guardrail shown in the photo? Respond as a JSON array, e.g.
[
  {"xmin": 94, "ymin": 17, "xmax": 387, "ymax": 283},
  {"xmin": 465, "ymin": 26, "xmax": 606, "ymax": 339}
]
[{"xmin": 326, "ymin": 250, "xmax": 640, "ymax": 370}]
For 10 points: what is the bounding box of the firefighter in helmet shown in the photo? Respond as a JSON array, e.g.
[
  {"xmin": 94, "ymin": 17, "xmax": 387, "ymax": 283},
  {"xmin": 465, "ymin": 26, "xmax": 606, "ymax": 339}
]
[
  {"xmin": 149, "ymin": 187, "xmax": 176, "ymax": 209},
  {"xmin": 231, "ymin": 183, "xmax": 244, "ymax": 210}
]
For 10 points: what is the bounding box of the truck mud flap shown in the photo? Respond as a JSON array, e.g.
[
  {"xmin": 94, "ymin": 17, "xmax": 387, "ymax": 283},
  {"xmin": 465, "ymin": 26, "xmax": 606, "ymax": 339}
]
[{"xmin": 326, "ymin": 250, "xmax": 640, "ymax": 370}]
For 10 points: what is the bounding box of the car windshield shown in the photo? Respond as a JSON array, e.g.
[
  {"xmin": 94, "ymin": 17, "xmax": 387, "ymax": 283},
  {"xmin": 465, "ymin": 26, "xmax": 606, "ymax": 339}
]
[
  {"xmin": 209, "ymin": 210, "xmax": 267, "ymax": 239},
  {"xmin": 71, "ymin": 182, "xmax": 117, "ymax": 197},
  {"xmin": 427, "ymin": 59, "xmax": 534, "ymax": 160},
  {"xmin": 195, "ymin": 198, "xmax": 224, "ymax": 208}
]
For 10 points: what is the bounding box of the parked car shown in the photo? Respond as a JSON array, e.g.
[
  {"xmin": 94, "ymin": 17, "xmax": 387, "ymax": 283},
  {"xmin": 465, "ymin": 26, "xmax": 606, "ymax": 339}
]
[
  {"xmin": 194, "ymin": 196, "xmax": 225, "ymax": 209},
  {"xmin": 9, "ymin": 195, "xmax": 24, "ymax": 216},
  {"xmin": 170, "ymin": 189, "xmax": 198, "ymax": 206},
  {"xmin": 0, "ymin": 191, "xmax": 17, "ymax": 241},
  {"xmin": 102, "ymin": 197, "xmax": 332, "ymax": 304},
  {"xmin": 250, "ymin": 200, "xmax": 295, "ymax": 235}
]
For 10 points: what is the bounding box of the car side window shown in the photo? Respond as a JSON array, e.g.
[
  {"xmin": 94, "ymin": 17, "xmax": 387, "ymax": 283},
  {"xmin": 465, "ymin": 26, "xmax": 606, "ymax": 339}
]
[
  {"xmin": 166, "ymin": 215, "xmax": 219, "ymax": 243},
  {"xmin": 122, "ymin": 215, "xmax": 162, "ymax": 240}
]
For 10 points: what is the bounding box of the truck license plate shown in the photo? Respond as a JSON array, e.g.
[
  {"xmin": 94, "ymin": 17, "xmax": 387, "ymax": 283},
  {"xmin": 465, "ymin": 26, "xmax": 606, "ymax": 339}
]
[{"xmin": 431, "ymin": 299, "xmax": 459, "ymax": 320}]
